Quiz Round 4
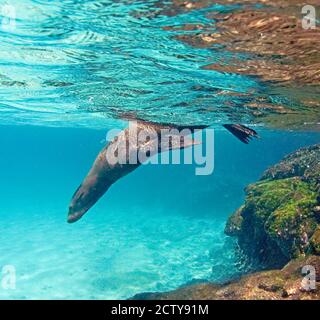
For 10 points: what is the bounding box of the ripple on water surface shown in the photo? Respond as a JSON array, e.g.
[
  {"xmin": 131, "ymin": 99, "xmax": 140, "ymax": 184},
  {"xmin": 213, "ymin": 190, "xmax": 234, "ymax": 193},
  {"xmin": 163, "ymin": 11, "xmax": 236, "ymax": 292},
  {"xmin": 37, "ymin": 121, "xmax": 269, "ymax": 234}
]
[{"xmin": 0, "ymin": 0, "xmax": 284, "ymax": 128}]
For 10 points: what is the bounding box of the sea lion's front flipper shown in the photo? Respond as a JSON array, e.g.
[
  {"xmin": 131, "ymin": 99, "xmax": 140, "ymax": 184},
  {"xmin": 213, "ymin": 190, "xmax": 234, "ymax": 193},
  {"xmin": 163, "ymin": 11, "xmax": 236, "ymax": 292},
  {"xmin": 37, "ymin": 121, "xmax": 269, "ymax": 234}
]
[
  {"xmin": 223, "ymin": 124, "xmax": 259, "ymax": 144},
  {"xmin": 68, "ymin": 121, "xmax": 202, "ymax": 223}
]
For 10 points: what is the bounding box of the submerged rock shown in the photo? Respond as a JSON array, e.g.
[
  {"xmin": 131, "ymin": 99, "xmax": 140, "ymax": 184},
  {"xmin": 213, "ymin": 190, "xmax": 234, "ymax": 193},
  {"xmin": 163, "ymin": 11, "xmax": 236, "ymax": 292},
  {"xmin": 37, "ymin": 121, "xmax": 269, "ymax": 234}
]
[
  {"xmin": 225, "ymin": 144, "xmax": 320, "ymax": 269},
  {"xmin": 132, "ymin": 145, "xmax": 320, "ymax": 300},
  {"xmin": 132, "ymin": 255, "xmax": 320, "ymax": 300},
  {"xmin": 261, "ymin": 144, "xmax": 320, "ymax": 187}
]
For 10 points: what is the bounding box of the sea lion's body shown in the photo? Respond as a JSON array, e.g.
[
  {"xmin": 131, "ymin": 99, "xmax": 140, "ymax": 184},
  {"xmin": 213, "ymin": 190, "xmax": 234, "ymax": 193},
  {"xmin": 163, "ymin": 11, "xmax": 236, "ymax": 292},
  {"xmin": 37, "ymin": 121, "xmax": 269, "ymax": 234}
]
[
  {"xmin": 68, "ymin": 121, "xmax": 258, "ymax": 223},
  {"xmin": 68, "ymin": 120, "xmax": 206, "ymax": 223}
]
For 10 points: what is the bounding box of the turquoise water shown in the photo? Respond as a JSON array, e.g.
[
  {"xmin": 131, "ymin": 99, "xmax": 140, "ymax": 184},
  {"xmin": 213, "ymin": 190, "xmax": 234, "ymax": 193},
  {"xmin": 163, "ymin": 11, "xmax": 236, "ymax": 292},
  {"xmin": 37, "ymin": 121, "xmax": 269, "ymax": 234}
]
[
  {"xmin": 0, "ymin": 0, "xmax": 319, "ymax": 299},
  {"xmin": 1, "ymin": 126, "xmax": 319, "ymax": 299}
]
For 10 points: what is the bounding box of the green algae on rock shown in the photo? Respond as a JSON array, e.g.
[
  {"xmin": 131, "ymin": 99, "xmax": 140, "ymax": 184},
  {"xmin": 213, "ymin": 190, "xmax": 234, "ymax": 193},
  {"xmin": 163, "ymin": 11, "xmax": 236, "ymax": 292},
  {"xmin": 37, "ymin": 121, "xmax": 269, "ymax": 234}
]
[
  {"xmin": 224, "ymin": 206, "xmax": 244, "ymax": 237},
  {"xmin": 225, "ymin": 144, "xmax": 320, "ymax": 269},
  {"xmin": 261, "ymin": 144, "xmax": 320, "ymax": 187},
  {"xmin": 310, "ymin": 227, "xmax": 320, "ymax": 255},
  {"xmin": 132, "ymin": 145, "xmax": 320, "ymax": 301}
]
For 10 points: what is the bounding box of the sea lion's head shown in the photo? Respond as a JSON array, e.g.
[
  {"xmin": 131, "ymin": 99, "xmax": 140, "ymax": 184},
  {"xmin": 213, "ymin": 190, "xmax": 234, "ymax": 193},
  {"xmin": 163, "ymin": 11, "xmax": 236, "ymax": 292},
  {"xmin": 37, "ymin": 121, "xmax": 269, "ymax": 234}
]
[{"xmin": 67, "ymin": 174, "xmax": 106, "ymax": 223}]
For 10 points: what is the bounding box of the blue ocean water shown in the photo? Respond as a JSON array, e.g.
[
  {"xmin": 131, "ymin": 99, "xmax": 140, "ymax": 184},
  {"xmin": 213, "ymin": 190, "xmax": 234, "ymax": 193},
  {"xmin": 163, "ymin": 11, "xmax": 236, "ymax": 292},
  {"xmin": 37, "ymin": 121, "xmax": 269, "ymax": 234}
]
[
  {"xmin": 0, "ymin": 125, "xmax": 319, "ymax": 299},
  {"xmin": 0, "ymin": 0, "xmax": 319, "ymax": 300}
]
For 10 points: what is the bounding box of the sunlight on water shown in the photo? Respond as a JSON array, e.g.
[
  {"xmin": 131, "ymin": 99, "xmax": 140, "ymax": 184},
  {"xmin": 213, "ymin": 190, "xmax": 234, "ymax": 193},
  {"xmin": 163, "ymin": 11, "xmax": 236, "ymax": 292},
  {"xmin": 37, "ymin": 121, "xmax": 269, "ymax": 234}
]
[{"xmin": 0, "ymin": 0, "xmax": 268, "ymax": 128}]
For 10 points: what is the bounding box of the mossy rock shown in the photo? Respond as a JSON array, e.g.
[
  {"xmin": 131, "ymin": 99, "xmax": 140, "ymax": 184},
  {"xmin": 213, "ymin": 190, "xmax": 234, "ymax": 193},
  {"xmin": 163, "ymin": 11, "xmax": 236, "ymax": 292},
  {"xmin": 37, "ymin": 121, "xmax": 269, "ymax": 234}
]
[
  {"xmin": 310, "ymin": 227, "xmax": 320, "ymax": 255},
  {"xmin": 262, "ymin": 178, "xmax": 318, "ymax": 258},
  {"xmin": 261, "ymin": 144, "xmax": 320, "ymax": 186},
  {"xmin": 225, "ymin": 206, "xmax": 244, "ymax": 236},
  {"xmin": 242, "ymin": 177, "xmax": 318, "ymax": 262},
  {"xmin": 225, "ymin": 144, "xmax": 320, "ymax": 269}
]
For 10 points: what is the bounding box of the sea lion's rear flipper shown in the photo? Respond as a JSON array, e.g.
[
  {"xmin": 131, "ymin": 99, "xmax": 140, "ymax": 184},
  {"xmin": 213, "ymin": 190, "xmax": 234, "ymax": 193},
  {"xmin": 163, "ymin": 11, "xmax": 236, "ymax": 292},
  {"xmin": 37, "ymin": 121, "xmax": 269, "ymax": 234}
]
[{"xmin": 223, "ymin": 124, "xmax": 259, "ymax": 144}]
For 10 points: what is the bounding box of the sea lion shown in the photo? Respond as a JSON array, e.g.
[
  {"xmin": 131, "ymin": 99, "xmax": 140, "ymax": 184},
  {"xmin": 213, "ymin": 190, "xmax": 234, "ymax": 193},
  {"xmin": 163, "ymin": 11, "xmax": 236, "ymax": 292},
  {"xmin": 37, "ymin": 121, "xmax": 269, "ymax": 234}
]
[
  {"xmin": 67, "ymin": 120, "xmax": 258, "ymax": 223},
  {"xmin": 223, "ymin": 124, "xmax": 258, "ymax": 144}
]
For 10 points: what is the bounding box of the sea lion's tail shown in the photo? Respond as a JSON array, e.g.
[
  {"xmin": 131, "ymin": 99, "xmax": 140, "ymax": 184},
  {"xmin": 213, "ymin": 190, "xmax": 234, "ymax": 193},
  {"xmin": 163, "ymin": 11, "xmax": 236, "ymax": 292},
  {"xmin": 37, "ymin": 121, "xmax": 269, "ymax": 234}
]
[{"xmin": 223, "ymin": 124, "xmax": 259, "ymax": 144}]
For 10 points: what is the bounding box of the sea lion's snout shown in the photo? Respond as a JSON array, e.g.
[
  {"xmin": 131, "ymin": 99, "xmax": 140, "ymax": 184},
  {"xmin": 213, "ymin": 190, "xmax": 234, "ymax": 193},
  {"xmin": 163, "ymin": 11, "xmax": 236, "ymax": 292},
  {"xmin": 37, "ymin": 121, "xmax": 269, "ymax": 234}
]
[
  {"xmin": 67, "ymin": 186, "xmax": 91, "ymax": 223},
  {"xmin": 67, "ymin": 172, "xmax": 111, "ymax": 223},
  {"xmin": 68, "ymin": 202, "xmax": 88, "ymax": 223},
  {"xmin": 67, "ymin": 176, "xmax": 101, "ymax": 223},
  {"xmin": 68, "ymin": 207, "xmax": 88, "ymax": 223}
]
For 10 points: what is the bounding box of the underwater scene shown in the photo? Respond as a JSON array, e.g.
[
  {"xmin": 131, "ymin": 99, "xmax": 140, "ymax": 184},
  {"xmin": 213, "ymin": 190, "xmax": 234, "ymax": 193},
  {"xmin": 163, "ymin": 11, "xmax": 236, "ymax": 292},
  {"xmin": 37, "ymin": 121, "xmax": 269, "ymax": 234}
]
[{"xmin": 0, "ymin": 0, "xmax": 319, "ymax": 300}]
